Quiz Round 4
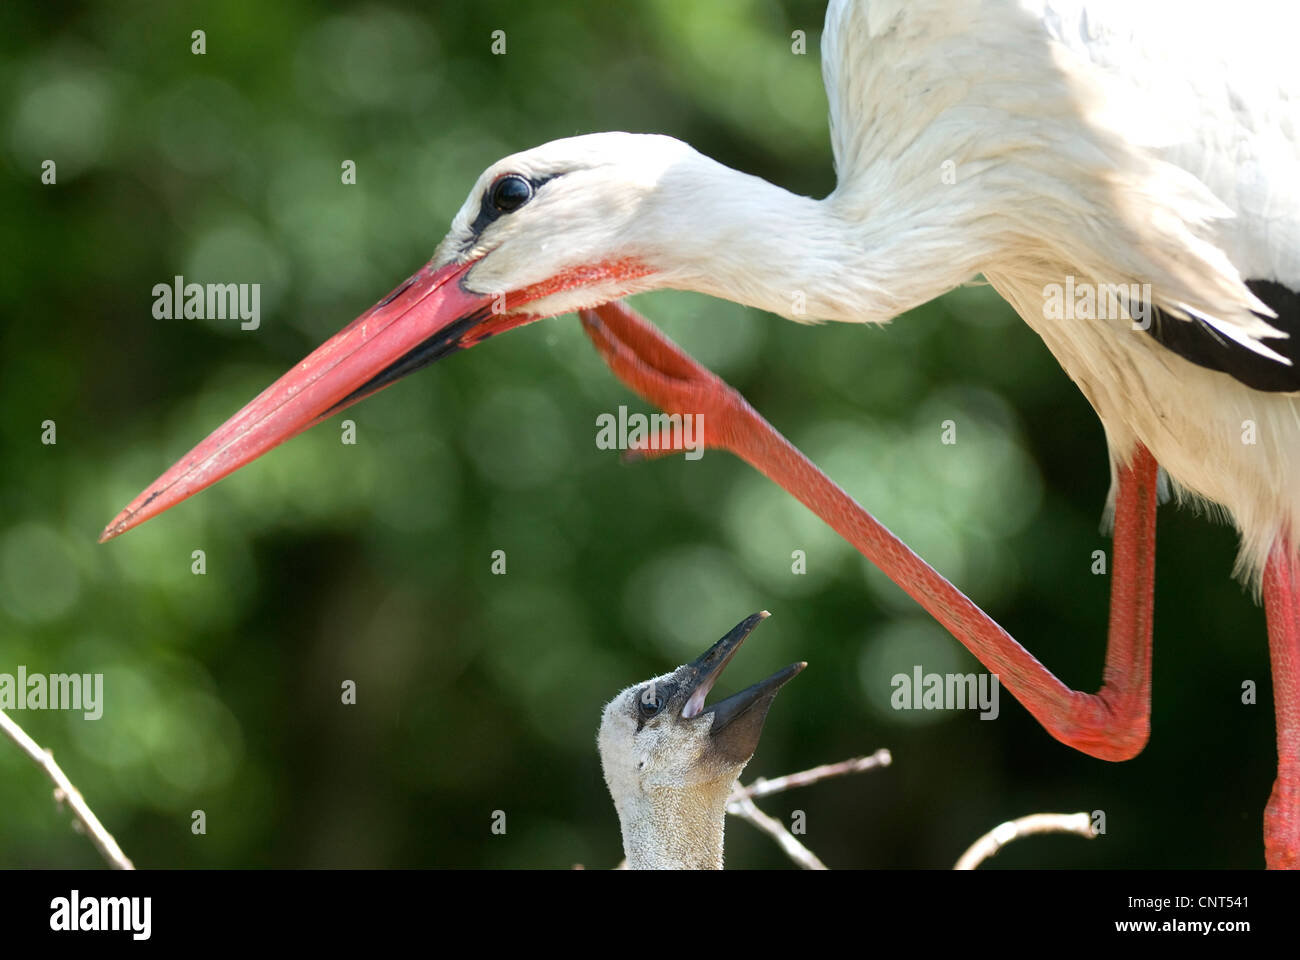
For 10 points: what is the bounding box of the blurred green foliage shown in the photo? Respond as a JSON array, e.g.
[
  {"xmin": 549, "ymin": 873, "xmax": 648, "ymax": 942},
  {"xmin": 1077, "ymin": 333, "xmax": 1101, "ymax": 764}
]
[{"xmin": 0, "ymin": 0, "xmax": 1274, "ymax": 868}]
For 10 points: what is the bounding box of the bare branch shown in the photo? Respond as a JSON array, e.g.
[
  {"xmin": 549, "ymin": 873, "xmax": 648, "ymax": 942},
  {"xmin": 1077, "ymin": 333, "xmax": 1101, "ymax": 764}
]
[
  {"xmin": 0, "ymin": 709, "xmax": 134, "ymax": 870},
  {"xmin": 726, "ymin": 795, "xmax": 827, "ymax": 870},
  {"xmin": 728, "ymin": 748, "xmax": 892, "ymax": 803},
  {"xmin": 954, "ymin": 812, "xmax": 1095, "ymax": 870}
]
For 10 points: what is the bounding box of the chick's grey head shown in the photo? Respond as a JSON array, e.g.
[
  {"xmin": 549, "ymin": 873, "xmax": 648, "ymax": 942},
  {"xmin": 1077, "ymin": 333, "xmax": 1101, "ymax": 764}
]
[{"xmin": 598, "ymin": 611, "xmax": 805, "ymax": 800}]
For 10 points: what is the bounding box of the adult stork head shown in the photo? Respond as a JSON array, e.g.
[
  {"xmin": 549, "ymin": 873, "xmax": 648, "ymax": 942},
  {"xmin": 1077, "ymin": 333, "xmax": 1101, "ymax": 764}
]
[{"xmin": 100, "ymin": 132, "xmax": 822, "ymax": 542}]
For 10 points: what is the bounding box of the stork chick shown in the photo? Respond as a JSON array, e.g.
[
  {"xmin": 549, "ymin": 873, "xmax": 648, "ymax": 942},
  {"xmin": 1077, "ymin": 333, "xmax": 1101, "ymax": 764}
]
[{"xmin": 598, "ymin": 611, "xmax": 805, "ymax": 870}]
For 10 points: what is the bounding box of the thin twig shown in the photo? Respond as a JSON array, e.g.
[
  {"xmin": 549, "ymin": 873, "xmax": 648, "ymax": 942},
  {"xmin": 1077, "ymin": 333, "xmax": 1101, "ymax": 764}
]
[
  {"xmin": 721, "ymin": 748, "xmax": 892, "ymax": 870},
  {"xmin": 954, "ymin": 812, "xmax": 1095, "ymax": 870},
  {"xmin": 728, "ymin": 749, "xmax": 892, "ymax": 803},
  {"xmin": 727, "ymin": 795, "xmax": 827, "ymax": 870},
  {"xmin": 0, "ymin": 709, "xmax": 134, "ymax": 870}
]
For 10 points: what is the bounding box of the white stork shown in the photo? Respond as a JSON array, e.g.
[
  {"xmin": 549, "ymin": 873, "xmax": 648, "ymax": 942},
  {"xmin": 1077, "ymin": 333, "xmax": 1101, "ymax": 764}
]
[{"xmin": 100, "ymin": 0, "xmax": 1300, "ymax": 867}]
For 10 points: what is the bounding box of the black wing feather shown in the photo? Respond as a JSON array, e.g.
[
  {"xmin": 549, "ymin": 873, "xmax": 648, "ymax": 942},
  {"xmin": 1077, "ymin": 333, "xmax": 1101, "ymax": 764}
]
[{"xmin": 1143, "ymin": 279, "xmax": 1300, "ymax": 392}]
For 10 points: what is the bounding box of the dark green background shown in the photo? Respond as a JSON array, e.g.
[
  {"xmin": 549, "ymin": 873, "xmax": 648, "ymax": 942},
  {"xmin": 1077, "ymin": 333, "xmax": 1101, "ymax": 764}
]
[{"xmin": 0, "ymin": 0, "xmax": 1273, "ymax": 868}]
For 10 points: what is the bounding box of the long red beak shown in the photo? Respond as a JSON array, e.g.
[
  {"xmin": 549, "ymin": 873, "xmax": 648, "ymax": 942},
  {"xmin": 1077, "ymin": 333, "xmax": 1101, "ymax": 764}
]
[{"xmin": 99, "ymin": 258, "xmax": 531, "ymax": 542}]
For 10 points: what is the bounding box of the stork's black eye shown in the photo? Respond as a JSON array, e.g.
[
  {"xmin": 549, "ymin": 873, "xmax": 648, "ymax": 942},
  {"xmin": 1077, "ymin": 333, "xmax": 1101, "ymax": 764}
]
[
  {"xmin": 490, "ymin": 175, "xmax": 533, "ymax": 213},
  {"xmin": 638, "ymin": 687, "xmax": 664, "ymax": 718}
]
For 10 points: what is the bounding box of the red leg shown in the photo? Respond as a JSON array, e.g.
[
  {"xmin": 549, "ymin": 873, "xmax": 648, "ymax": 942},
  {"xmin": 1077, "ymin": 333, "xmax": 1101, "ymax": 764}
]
[
  {"xmin": 1264, "ymin": 542, "xmax": 1300, "ymax": 869},
  {"xmin": 579, "ymin": 301, "xmax": 1155, "ymax": 762}
]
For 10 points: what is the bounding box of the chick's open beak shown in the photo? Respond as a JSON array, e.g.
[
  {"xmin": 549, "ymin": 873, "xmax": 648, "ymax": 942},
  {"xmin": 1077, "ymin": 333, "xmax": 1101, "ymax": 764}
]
[{"xmin": 678, "ymin": 611, "xmax": 805, "ymax": 761}]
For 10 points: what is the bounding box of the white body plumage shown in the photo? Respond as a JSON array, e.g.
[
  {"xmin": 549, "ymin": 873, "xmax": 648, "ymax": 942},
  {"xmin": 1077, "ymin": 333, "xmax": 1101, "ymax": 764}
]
[{"xmin": 431, "ymin": 0, "xmax": 1300, "ymax": 581}]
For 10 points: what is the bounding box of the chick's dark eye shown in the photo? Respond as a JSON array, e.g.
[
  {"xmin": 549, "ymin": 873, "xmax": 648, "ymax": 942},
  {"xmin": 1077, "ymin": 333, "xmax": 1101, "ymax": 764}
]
[
  {"xmin": 490, "ymin": 175, "xmax": 533, "ymax": 213},
  {"xmin": 638, "ymin": 690, "xmax": 663, "ymax": 717}
]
